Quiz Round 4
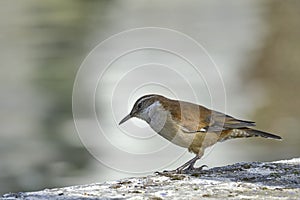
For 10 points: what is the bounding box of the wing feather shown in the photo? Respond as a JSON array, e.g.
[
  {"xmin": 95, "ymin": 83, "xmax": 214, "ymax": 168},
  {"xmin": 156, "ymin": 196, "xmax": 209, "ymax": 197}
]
[{"xmin": 166, "ymin": 99, "xmax": 255, "ymax": 133}]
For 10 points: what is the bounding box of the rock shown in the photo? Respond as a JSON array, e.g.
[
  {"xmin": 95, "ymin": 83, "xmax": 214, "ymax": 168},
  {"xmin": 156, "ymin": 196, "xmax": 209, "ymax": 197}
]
[{"xmin": 2, "ymin": 158, "xmax": 300, "ymax": 200}]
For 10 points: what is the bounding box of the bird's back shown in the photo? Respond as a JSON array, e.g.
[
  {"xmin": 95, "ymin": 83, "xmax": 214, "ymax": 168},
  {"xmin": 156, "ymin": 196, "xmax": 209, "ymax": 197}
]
[{"xmin": 157, "ymin": 95, "xmax": 281, "ymax": 141}]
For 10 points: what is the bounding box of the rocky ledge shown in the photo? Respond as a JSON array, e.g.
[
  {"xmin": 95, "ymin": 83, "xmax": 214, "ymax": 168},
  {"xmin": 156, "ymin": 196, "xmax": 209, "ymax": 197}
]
[{"xmin": 2, "ymin": 158, "xmax": 300, "ymax": 200}]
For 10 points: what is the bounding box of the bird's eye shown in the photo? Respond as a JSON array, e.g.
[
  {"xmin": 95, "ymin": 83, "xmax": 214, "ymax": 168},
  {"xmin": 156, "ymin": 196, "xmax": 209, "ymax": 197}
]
[{"xmin": 137, "ymin": 103, "xmax": 142, "ymax": 109}]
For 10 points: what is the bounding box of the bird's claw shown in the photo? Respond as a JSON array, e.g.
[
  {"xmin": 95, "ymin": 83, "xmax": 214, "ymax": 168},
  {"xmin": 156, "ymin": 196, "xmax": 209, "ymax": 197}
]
[
  {"xmin": 154, "ymin": 164, "xmax": 208, "ymax": 175},
  {"xmin": 154, "ymin": 169, "xmax": 182, "ymax": 175},
  {"xmin": 185, "ymin": 164, "xmax": 208, "ymax": 172}
]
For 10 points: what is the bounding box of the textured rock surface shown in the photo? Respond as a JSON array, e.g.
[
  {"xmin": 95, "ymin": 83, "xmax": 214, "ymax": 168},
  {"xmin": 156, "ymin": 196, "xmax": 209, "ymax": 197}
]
[{"xmin": 2, "ymin": 158, "xmax": 300, "ymax": 200}]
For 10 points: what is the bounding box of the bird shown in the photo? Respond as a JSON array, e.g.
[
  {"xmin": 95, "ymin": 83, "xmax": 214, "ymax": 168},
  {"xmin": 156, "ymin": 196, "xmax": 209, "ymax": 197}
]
[{"xmin": 119, "ymin": 94, "xmax": 282, "ymax": 173}]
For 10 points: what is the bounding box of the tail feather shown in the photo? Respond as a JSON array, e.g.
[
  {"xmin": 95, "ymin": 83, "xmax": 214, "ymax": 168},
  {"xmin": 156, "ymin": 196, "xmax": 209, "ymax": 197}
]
[
  {"xmin": 246, "ymin": 129, "xmax": 282, "ymax": 140},
  {"xmin": 219, "ymin": 128, "xmax": 282, "ymax": 141}
]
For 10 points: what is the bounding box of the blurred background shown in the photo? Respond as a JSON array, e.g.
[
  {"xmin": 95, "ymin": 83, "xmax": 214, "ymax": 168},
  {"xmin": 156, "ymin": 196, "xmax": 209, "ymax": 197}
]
[{"xmin": 0, "ymin": 0, "xmax": 299, "ymax": 195}]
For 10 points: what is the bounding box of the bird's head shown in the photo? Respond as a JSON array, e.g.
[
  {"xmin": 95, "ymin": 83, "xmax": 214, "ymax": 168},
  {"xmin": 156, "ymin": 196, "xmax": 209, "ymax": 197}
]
[{"xmin": 119, "ymin": 94, "xmax": 162, "ymax": 125}]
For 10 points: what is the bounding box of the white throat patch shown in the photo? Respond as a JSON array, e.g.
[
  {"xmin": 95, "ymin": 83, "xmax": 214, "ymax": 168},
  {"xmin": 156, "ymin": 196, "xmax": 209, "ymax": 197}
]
[{"xmin": 144, "ymin": 101, "xmax": 168, "ymax": 132}]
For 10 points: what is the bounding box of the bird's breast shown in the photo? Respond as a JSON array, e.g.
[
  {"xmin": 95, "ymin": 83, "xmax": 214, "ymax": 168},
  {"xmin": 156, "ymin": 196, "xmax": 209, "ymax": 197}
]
[
  {"xmin": 146, "ymin": 102, "xmax": 218, "ymax": 152},
  {"xmin": 152, "ymin": 115, "xmax": 196, "ymax": 148},
  {"xmin": 147, "ymin": 106, "xmax": 200, "ymax": 149}
]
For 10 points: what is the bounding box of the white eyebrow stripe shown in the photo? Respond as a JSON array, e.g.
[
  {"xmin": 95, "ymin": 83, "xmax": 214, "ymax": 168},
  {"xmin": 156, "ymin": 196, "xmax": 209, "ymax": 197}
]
[{"xmin": 136, "ymin": 95, "xmax": 155, "ymax": 105}]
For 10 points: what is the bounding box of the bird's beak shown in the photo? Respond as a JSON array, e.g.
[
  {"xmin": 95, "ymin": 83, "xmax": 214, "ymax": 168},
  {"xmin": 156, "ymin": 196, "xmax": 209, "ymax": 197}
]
[{"xmin": 119, "ymin": 114, "xmax": 132, "ymax": 125}]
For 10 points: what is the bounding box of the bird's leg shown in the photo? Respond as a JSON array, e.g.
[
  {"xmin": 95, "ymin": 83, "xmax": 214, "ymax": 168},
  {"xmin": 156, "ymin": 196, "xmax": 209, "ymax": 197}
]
[
  {"xmin": 185, "ymin": 155, "xmax": 207, "ymax": 171},
  {"xmin": 183, "ymin": 150, "xmax": 207, "ymax": 172},
  {"xmin": 156, "ymin": 155, "xmax": 207, "ymax": 175},
  {"xmin": 156, "ymin": 156, "xmax": 199, "ymax": 175},
  {"xmin": 175, "ymin": 155, "xmax": 200, "ymax": 173}
]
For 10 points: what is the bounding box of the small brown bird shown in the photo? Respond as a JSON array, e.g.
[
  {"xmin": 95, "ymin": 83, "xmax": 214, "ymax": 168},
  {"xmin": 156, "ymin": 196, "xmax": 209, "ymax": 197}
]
[{"xmin": 119, "ymin": 94, "xmax": 281, "ymax": 173}]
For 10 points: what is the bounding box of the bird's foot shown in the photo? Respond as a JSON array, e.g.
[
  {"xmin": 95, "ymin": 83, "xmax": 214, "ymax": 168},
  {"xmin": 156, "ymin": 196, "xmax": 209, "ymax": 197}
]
[
  {"xmin": 185, "ymin": 164, "xmax": 208, "ymax": 173},
  {"xmin": 154, "ymin": 165, "xmax": 207, "ymax": 175},
  {"xmin": 154, "ymin": 168, "xmax": 183, "ymax": 175}
]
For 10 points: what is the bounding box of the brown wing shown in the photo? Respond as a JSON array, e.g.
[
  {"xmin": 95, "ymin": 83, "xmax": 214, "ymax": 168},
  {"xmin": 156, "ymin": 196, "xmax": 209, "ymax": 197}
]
[
  {"xmin": 208, "ymin": 111, "xmax": 256, "ymax": 131},
  {"xmin": 162, "ymin": 99, "xmax": 210, "ymax": 132},
  {"xmin": 162, "ymin": 98, "xmax": 255, "ymax": 133}
]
